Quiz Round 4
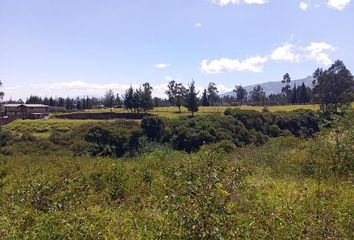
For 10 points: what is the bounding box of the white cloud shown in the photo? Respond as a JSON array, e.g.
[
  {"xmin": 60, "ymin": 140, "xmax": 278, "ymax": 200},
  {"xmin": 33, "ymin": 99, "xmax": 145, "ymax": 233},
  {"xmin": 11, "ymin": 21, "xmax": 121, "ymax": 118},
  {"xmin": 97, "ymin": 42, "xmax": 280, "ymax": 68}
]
[
  {"xmin": 271, "ymin": 43, "xmax": 301, "ymax": 63},
  {"xmin": 304, "ymin": 42, "xmax": 336, "ymax": 65},
  {"xmin": 300, "ymin": 1, "xmax": 309, "ymax": 10},
  {"xmin": 195, "ymin": 22, "xmax": 202, "ymax": 28},
  {"xmin": 216, "ymin": 84, "xmax": 233, "ymax": 93},
  {"xmin": 327, "ymin": 0, "xmax": 351, "ymax": 10},
  {"xmin": 154, "ymin": 63, "xmax": 170, "ymax": 69},
  {"xmin": 212, "ymin": 0, "xmax": 268, "ymax": 6},
  {"xmin": 201, "ymin": 56, "xmax": 269, "ymax": 74},
  {"xmin": 201, "ymin": 40, "xmax": 336, "ymax": 74}
]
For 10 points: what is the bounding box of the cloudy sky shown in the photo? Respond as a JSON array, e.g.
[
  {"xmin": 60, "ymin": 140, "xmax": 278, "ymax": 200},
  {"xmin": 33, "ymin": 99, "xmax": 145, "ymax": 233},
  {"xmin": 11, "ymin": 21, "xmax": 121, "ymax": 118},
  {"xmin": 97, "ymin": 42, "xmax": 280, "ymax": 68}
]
[{"xmin": 1, "ymin": 0, "xmax": 353, "ymax": 100}]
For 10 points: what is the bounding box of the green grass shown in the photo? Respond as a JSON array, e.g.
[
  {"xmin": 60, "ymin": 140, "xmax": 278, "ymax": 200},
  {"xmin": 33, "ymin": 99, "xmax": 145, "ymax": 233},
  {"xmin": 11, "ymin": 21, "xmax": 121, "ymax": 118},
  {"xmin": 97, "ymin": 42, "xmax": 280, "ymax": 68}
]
[
  {"xmin": 50, "ymin": 104, "xmax": 320, "ymax": 119},
  {"xmin": 3, "ymin": 118, "xmax": 138, "ymax": 139},
  {"xmin": 0, "ymin": 136, "xmax": 352, "ymax": 239}
]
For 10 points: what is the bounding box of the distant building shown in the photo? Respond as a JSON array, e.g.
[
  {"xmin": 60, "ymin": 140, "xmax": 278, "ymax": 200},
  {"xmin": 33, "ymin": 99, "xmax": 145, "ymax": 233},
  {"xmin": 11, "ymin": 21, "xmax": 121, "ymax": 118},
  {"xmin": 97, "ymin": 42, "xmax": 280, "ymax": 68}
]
[{"xmin": 3, "ymin": 104, "xmax": 50, "ymax": 119}]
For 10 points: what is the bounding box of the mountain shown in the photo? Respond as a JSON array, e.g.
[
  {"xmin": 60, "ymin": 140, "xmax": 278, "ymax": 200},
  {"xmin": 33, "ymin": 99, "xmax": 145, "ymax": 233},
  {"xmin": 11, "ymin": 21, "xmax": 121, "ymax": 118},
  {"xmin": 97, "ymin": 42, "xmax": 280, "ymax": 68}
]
[{"xmin": 220, "ymin": 76, "xmax": 314, "ymax": 97}]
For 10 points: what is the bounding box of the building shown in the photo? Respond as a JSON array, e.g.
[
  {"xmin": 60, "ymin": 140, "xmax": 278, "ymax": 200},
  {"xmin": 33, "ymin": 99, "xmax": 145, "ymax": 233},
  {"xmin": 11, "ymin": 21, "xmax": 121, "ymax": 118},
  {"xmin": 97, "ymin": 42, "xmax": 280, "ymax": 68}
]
[{"xmin": 3, "ymin": 104, "xmax": 50, "ymax": 119}]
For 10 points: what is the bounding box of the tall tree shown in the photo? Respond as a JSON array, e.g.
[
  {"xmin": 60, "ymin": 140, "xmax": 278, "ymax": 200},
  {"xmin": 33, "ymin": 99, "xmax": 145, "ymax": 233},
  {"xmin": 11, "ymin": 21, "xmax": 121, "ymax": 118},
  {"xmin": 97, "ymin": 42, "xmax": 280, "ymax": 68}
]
[
  {"xmin": 201, "ymin": 89, "xmax": 210, "ymax": 106},
  {"xmin": 184, "ymin": 81, "xmax": 199, "ymax": 116},
  {"xmin": 115, "ymin": 93, "xmax": 122, "ymax": 108},
  {"xmin": 132, "ymin": 87, "xmax": 143, "ymax": 113},
  {"xmin": 166, "ymin": 80, "xmax": 177, "ymax": 106},
  {"xmin": 104, "ymin": 89, "xmax": 115, "ymax": 112},
  {"xmin": 58, "ymin": 97, "xmax": 65, "ymax": 107},
  {"xmin": 313, "ymin": 60, "xmax": 354, "ymax": 113},
  {"xmin": 298, "ymin": 83, "xmax": 309, "ymax": 104},
  {"xmin": 290, "ymin": 84, "xmax": 298, "ymax": 104},
  {"xmin": 0, "ymin": 81, "xmax": 4, "ymax": 102},
  {"xmin": 123, "ymin": 86, "xmax": 134, "ymax": 113},
  {"xmin": 76, "ymin": 97, "xmax": 82, "ymax": 110},
  {"xmin": 250, "ymin": 85, "xmax": 265, "ymax": 106},
  {"xmin": 141, "ymin": 82, "xmax": 154, "ymax": 114},
  {"xmin": 43, "ymin": 96, "xmax": 50, "ymax": 106},
  {"xmin": 165, "ymin": 80, "xmax": 187, "ymax": 112},
  {"xmin": 49, "ymin": 97, "xmax": 56, "ymax": 107},
  {"xmin": 65, "ymin": 97, "xmax": 74, "ymax": 110},
  {"xmin": 233, "ymin": 85, "xmax": 248, "ymax": 106},
  {"xmin": 281, "ymin": 73, "xmax": 291, "ymax": 103},
  {"xmin": 175, "ymin": 83, "xmax": 187, "ymax": 112},
  {"xmin": 207, "ymin": 82, "xmax": 219, "ymax": 106}
]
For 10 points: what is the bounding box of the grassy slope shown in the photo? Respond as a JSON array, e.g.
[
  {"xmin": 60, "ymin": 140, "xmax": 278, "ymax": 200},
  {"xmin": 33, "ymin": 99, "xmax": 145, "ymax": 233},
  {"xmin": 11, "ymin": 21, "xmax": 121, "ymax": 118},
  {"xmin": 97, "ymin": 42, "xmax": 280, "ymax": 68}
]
[
  {"xmin": 0, "ymin": 137, "xmax": 352, "ymax": 239},
  {"xmin": 4, "ymin": 105, "xmax": 320, "ymax": 136}
]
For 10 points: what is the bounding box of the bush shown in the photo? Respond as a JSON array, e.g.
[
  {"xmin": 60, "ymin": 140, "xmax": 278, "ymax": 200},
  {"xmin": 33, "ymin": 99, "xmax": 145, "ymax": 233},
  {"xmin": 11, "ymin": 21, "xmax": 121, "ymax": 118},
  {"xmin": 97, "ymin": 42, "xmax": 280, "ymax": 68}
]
[
  {"xmin": 141, "ymin": 116, "xmax": 164, "ymax": 141},
  {"xmin": 161, "ymin": 150, "xmax": 246, "ymax": 238},
  {"xmin": 207, "ymin": 140, "xmax": 237, "ymax": 153},
  {"xmin": 0, "ymin": 129, "xmax": 14, "ymax": 147},
  {"xmin": 83, "ymin": 125, "xmax": 130, "ymax": 157}
]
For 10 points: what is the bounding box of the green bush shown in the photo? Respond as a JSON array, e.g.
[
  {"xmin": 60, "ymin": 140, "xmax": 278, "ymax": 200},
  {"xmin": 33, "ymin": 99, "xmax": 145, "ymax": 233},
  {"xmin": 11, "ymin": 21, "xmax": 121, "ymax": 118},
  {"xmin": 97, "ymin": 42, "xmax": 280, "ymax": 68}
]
[
  {"xmin": 0, "ymin": 129, "xmax": 14, "ymax": 147},
  {"xmin": 141, "ymin": 116, "xmax": 164, "ymax": 141}
]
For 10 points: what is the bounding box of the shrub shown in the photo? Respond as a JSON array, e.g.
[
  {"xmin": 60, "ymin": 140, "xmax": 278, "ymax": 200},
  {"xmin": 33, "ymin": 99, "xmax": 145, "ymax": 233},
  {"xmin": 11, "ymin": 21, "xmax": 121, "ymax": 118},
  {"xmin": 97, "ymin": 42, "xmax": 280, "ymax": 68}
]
[
  {"xmin": 0, "ymin": 129, "xmax": 14, "ymax": 147},
  {"xmin": 141, "ymin": 116, "xmax": 164, "ymax": 141},
  {"xmin": 161, "ymin": 150, "xmax": 247, "ymax": 238},
  {"xmin": 207, "ymin": 140, "xmax": 237, "ymax": 153},
  {"xmin": 83, "ymin": 125, "xmax": 130, "ymax": 157}
]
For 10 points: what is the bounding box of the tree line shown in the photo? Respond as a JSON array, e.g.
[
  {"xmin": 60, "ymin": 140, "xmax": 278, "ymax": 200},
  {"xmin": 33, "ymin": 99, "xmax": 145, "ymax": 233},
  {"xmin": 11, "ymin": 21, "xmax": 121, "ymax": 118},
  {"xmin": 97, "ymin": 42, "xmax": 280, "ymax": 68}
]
[{"xmin": 1, "ymin": 60, "xmax": 353, "ymax": 115}]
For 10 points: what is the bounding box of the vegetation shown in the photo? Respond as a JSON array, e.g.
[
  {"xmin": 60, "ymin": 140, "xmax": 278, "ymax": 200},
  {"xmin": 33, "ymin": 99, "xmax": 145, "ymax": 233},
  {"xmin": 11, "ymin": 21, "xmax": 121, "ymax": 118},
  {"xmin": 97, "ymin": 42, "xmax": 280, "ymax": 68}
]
[
  {"xmin": 0, "ymin": 61, "xmax": 353, "ymax": 239},
  {"xmin": 313, "ymin": 60, "xmax": 354, "ymax": 114},
  {"xmin": 0, "ymin": 108, "xmax": 352, "ymax": 238}
]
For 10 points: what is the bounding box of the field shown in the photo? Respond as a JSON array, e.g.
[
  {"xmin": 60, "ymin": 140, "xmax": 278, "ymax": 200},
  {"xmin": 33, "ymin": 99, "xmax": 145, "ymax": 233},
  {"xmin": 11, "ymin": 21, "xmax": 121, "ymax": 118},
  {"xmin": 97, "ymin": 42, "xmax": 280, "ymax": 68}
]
[
  {"xmin": 51, "ymin": 104, "xmax": 321, "ymax": 119},
  {"xmin": 0, "ymin": 105, "xmax": 353, "ymax": 239},
  {"xmin": 4, "ymin": 105, "xmax": 320, "ymax": 138},
  {"xmin": 0, "ymin": 137, "xmax": 352, "ymax": 239}
]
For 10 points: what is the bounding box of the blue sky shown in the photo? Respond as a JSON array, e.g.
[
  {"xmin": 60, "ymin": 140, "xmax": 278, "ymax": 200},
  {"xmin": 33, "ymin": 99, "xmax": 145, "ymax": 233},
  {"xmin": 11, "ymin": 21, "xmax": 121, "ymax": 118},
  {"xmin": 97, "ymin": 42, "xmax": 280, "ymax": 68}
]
[{"xmin": 1, "ymin": 0, "xmax": 353, "ymax": 99}]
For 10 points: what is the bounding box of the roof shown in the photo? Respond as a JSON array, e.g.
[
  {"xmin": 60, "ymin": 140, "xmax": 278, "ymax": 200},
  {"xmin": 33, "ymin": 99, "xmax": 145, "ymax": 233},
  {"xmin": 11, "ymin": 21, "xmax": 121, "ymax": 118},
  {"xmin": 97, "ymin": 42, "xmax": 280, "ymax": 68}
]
[{"xmin": 3, "ymin": 104, "xmax": 50, "ymax": 108}]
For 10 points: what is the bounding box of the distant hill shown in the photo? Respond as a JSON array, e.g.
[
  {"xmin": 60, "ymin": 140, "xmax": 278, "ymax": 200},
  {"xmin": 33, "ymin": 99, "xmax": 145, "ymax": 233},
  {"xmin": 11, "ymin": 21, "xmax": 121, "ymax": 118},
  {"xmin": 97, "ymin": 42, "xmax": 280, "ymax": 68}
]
[{"xmin": 220, "ymin": 76, "xmax": 314, "ymax": 97}]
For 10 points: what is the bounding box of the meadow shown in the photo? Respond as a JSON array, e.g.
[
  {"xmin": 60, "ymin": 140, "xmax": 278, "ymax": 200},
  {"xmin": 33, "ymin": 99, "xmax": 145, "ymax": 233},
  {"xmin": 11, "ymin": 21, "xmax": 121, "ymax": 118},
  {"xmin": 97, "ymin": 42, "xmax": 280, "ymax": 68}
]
[{"xmin": 0, "ymin": 105, "xmax": 353, "ymax": 239}]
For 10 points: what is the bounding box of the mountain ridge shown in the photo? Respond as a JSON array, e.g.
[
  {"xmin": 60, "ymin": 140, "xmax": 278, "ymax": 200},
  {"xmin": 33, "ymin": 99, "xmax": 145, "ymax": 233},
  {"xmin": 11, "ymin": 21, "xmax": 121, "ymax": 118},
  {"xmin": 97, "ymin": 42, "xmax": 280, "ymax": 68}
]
[{"xmin": 220, "ymin": 76, "xmax": 314, "ymax": 97}]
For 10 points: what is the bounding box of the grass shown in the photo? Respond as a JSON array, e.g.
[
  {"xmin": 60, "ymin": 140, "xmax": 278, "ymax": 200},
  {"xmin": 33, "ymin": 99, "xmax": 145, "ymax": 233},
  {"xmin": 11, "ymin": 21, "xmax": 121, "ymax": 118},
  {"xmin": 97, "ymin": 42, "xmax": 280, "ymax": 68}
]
[
  {"xmin": 0, "ymin": 137, "xmax": 352, "ymax": 239},
  {"xmin": 0, "ymin": 107, "xmax": 352, "ymax": 239},
  {"xmin": 3, "ymin": 118, "xmax": 138, "ymax": 139},
  {"xmin": 50, "ymin": 104, "xmax": 320, "ymax": 119},
  {"xmin": 1, "ymin": 104, "xmax": 321, "ymax": 138}
]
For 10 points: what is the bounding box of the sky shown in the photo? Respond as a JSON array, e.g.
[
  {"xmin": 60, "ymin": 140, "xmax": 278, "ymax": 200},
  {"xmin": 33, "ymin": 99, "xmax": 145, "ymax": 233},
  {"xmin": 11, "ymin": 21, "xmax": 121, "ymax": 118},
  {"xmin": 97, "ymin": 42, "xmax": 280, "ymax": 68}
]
[{"xmin": 1, "ymin": 0, "xmax": 354, "ymax": 100}]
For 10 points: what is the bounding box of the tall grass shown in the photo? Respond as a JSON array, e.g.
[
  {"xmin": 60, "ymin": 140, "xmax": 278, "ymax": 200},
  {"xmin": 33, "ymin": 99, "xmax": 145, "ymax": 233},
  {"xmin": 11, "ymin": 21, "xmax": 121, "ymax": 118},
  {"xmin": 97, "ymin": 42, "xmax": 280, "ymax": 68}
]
[{"xmin": 0, "ymin": 135, "xmax": 352, "ymax": 239}]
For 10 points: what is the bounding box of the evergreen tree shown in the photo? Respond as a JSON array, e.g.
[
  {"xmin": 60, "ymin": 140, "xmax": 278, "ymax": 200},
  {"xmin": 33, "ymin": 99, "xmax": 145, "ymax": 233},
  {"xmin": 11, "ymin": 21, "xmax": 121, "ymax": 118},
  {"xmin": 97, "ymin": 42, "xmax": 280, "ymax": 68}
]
[
  {"xmin": 115, "ymin": 93, "xmax": 122, "ymax": 108},
  {"xmin": 141, "ymin": 83, "xmax": 154, "ymax": 114},
  {"xmin": 291, "ymin": 84, "xmax": 298, "ymax": 104},
  {"xmin": 104, "ymin": 89, "xmax": 115, "ymax": 111},
  {"xmin": 49, "ymin": 97, "xmax": 55, "ymax": 106},
  {"xmin": 43, "ymin": 97, "xmax": 50, "ymax": 106},
  {"xmin": 184, "ymin": 81, "xmax": 199, "ymax": 115},
  {"xmin": 0, "ymin": 81, "xmax": 4, "ymax": 102},
  {"xmin": 123, "ymin": 86, "xmax": 134, "ymax": 113},
  {"xmin": 75, "ymin": 97, "xmax": 82, "ymax": 110},
  {"xmin": 132, "ymin": 87, "xmax": 143, "ymax": 113},
  {"xmin": 201, "ymin": 89, "xmax": 210, "ymax": 106},
  {"xmin": 298, "ymin": 83, "xmax": 308, "ymax": 104},
  {"xmin": 65, "ymin": 97, "xmax": 74, "ymax": 110},
  {"xmin": 58, "ymin": 97, "xmax": 65, "ymax": 107}
]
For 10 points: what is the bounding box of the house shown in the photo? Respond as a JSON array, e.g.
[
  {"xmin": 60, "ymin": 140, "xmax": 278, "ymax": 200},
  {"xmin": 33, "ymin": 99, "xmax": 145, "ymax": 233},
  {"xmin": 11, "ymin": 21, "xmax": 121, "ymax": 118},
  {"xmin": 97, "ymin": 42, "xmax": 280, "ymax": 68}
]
[{"xmin": 3, "ymin": 104, "xmax": 50, "ymax": 119}]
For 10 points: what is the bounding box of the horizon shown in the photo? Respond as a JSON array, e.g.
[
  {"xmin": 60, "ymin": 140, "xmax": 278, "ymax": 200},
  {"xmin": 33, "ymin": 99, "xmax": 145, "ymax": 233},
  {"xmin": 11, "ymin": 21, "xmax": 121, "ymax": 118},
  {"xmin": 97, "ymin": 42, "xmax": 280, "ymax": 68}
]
[{"xmin": 1, "ymin": 0, "xmax": 353, "ymax": 100}]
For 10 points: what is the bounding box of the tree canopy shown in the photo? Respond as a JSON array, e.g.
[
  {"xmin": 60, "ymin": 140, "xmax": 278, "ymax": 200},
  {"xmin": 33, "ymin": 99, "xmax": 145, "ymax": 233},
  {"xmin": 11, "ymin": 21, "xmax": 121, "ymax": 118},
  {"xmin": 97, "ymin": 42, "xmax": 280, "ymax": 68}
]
[{"xmin": 313, "ymin": 60, "xmax": 354, "ymax": 113}]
